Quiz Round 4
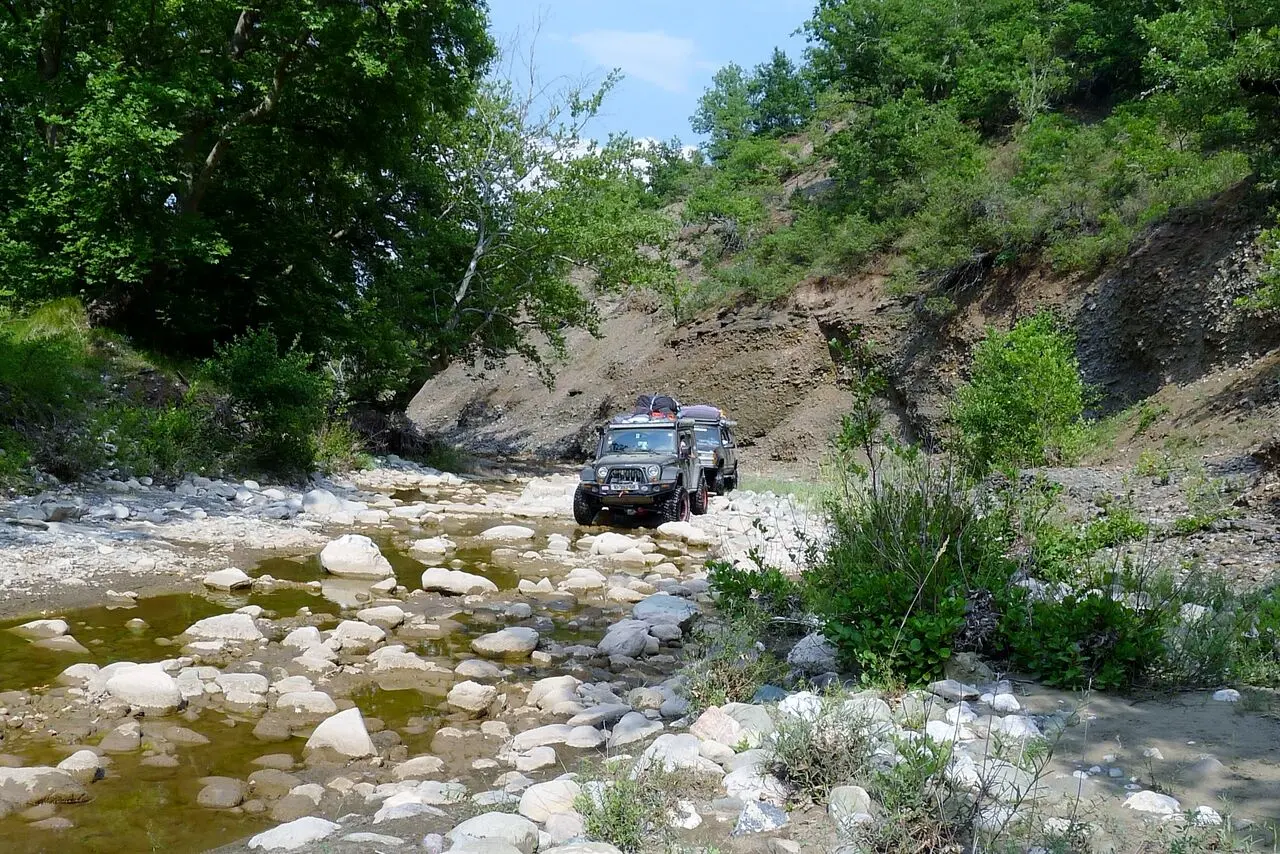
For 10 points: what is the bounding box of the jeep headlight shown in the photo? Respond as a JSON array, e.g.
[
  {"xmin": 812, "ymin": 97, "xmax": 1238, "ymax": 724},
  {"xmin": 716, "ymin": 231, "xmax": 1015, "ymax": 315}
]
[
  {"xmin": 646, "ymin": 464, "xmax": 661, "ymax": 481},
  {"xmin": 596, "ymin": 466, "xmax": 609, "ymax": 482}
]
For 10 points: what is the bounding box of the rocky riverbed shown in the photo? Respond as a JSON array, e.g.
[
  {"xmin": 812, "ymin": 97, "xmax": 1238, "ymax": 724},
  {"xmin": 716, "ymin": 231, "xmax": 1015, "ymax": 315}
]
[{"xmin": 0, "ymin": 461, "xmax": 1276, "ymax": 853}]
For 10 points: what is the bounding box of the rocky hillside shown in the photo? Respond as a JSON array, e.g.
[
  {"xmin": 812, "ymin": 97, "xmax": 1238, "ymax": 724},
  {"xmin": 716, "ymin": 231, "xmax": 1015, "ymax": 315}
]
[{"xmin": 409, "ymin": 183, "xmax": 1280, "ymax": 474}]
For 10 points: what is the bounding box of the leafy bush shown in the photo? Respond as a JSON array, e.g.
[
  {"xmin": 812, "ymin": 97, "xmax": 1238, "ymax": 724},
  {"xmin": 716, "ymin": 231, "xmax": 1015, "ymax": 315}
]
[
  {"xmin": 104, "ymin": 399, "xmax": 230, "ymax": 479},
  {"xmin": 1003, "ymin": 588, "xmax": 1165, "ymax": 690},
  {"xmin": 707, "ymin": 560, "xmax": 803, "ymax": 621},
  {"xmin": 1237, "ymin": 585, "xmax": 1280, "ymax": 688},
  {"xmin": 201, "ymin": 329, "xmax": 332, "ymax": 475},
  {"xmin": 808, "ymin": 452, "xmax": 1016, "ymax": 685},
  {"xmin": 313, "ymin": 420, "xmax": 373, "ymax": 474},
  {"xmin": 1028, "ymin": 505, "xmax": 1150, "ymax": 582},
  {"xmin": 953, "ymin": 311, "xmax": 1089, "ymax": 472}
]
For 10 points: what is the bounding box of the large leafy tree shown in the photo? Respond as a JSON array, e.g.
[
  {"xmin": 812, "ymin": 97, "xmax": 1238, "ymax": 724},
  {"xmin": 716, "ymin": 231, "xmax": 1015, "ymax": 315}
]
[{"xmin": 0, "ymin": 1, "xmax": 494, "ymax": 356}]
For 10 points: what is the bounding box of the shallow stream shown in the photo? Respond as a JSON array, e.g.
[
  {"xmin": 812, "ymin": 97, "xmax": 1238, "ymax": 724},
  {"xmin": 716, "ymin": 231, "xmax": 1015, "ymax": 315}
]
[{"xmin": 0, "ymin": 486, "xmax": 653, "ymax": 854}]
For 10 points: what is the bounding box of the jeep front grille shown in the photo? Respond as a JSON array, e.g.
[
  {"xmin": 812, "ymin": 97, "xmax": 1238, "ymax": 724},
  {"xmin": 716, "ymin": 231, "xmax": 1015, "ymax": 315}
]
[{"xmin": 607, "ymin": 468, "xmax": 646, "ymax": 484}]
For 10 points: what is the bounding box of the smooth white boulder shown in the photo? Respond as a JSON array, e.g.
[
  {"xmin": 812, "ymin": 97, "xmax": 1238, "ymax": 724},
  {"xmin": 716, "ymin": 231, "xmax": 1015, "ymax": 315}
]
[
  {"xmin": 480, "ymin": 525, "xmax": 537, "ymax": 542},
  {"xmin": 276, "ymin": 691, "xmax": 338, "ymax": 715},
  {"xmin": 184, "ymin": 613, "xmax": 263, "ymax": 642},
  {"xmin": 319, "ymin": 534, "xmax": 394, "ymax": 579},
  {"xmin": 331, "ymin": 620, "xmax": 386, "ymax": 653},
  {"xmin": 11, "ymin": 619, "xmax": 69, "ymax": 640},
  {"xmin": 421, "ymin": 567, "xmax": 498, "ymax": 595},
  {"xmin": 104, "ymin": 664, "xmax": 183, "ymax": 714},
  {"xmin": 1124, "ymin": 790, "xmax": 1181, "ymax": 815},
  {"xmin": 202, "ymin": 568, "xmax": 253, "ymax": 591},
  {"xmin": 304, "ymin": 708, "xmax": 375, "ymax": 758},
  {"xmin": 447, "ymin": 681, "xmax": 500, "ymax": 717},
  {"xmin": 248, "ymin": 817, "xmax": 342, "ymax": 851},
  {"xmin": 518, "ymin": 779, "xmax": 581, "ymax": 823},
  {"xmin": 356, "ymin": 605, "xmax": 406, "ymax": 629},
  {"xmin": 447, "ymin": 812, "xmax": 540, "ymax": 854},
  {"xmin": 471, "ymin": 627, "xmax": 539, "ymax": 658}
]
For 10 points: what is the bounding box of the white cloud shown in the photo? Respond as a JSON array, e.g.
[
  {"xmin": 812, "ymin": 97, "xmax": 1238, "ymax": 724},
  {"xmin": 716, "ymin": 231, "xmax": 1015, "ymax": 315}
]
[{"xmin": 570, "ymin": 29, "xmax": 707, "ymax": 93}]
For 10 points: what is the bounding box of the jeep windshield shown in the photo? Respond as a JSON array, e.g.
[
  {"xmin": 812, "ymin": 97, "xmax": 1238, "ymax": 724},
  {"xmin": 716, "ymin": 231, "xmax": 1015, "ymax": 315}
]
[
  {"xmin": 604, "ymin": 426, "xmax": 676, "ymax": 455},
  {"xmin": 694, "ymin": 426, "xmax": 719, "ymax": 451}
]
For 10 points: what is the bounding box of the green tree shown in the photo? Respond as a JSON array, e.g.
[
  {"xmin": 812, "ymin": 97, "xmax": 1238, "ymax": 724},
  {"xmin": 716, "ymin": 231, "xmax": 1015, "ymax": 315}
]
[
  {"xmin": 952, "ymin": 310, "xmax": 1089, "ymax": 471},
  {"xmin": 0, "ymin": 0, "xmax": 493, "ymax": 358},
  {"xmin": 748, "ymin": 48, "xmax": 812, "ymax": 134},
  {"xmin": 690, "ymin": 63, "xmax": 754, "ymax": 160}
]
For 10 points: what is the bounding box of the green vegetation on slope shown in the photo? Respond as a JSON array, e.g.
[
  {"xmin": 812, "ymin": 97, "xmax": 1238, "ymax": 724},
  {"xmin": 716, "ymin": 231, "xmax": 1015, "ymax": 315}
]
[{"xmin": 653, "ymin": 0, "xmax": 1280, "ymax": 314}]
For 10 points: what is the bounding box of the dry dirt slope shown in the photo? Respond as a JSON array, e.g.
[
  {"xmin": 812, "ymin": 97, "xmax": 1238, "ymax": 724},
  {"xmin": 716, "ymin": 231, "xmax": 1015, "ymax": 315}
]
[{"xmin": 409, "ymin": 184, "xmax": 1280, "ymax": 472}]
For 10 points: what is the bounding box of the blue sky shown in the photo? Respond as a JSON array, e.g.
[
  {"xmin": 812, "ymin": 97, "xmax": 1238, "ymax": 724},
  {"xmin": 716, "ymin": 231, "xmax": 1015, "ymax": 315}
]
[{"xmin": 486, "ymin": 0, "xmax": 813, "ymax": 144}]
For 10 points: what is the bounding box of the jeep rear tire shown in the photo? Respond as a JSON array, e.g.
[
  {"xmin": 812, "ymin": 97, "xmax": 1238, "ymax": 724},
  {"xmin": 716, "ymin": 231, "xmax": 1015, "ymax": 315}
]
[
  {"xmin": 572, "ymin": 487, "xmax": 600, "ymax": 525},
  {"xmin": 658, "ymin": 486, "xmax": 690, "ymax": 524},
  {"xmin": 690, "ymin": 480, "xmax": 709, "ymax": 516}
]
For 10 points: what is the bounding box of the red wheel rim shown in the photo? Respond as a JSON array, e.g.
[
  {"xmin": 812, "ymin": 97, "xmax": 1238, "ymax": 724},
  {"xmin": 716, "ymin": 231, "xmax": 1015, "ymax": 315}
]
[{"xmin": 680, "ymin": 493, "xmax": 690, "ymax": 521}]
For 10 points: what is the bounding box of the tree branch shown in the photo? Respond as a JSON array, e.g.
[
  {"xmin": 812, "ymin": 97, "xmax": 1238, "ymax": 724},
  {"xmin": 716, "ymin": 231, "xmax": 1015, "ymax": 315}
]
[
  {"xmin": 185, "ymin": 32, "xmax": 308, "ymax": 213},
  {"xmin": 230, "ymin": 9, "xmax": 259, "ymax": 59}
]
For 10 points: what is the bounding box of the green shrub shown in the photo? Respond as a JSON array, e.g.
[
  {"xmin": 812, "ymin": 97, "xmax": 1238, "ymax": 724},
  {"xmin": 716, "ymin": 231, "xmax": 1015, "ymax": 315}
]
[
  {"xmin": 574, "ymin": 762, "xmax": 693, "ymax": 853},
  {"xmin": 1002, "ymin": 586, "xmax": 1166, "ymax": 690},
  {"xmin": 808, "ymin": 453, "xmax": 1016, "ymax": 685},
  {"xmin": 680, "ymin": 619, "xmax": 785, "ymax": 713},
  {"xmin": 104, "ymin": 399, "xmax": 230, "ymax": 479},
  {"xmin": 314, "ymin": 420, "xmax": 373, "ymax": 473},
  {"xmin": 707, "ymin": 560, "xmax": 802, "ymax": 621},
  {"xmin": 767, "ymin": 692, "xmax": 873, "ymax": 803},
  {"xmin": 1237, "ymin": 585, "xmax": 1280, "ymax": 688},
  {"xmin": 0, "ymin": 301, "xmax": 106, "ymax": 482},
  {"xmin": 1028, "ymin": 505, "xmax": 1149, "ymax": 583},
  {"xmin": 201, "ymin": 329, "xmax": 331, "ymax": 475},
  {"xmin": 953, "ymin": 310, "xmax": 1090, "ymax": 472}
]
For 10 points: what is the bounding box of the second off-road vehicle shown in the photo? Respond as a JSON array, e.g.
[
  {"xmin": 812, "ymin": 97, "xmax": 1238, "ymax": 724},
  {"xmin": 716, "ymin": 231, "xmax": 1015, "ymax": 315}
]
[
  {"xmin": 574, "ymin": 408, "xmax": 708, "ymax": 525},
  {"xmin": 679, "ymin": 404, "xmax": 739, "ymax": 494}
]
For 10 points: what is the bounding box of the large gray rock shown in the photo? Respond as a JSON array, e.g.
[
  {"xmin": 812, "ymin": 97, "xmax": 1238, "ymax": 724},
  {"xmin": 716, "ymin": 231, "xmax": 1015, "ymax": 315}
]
[
  {"xmin": 596, "ymin": 620, "xmax": 651, "ymax": 658},
  {"xmin": 356, "ymin": 605, "xmax": 406, "ymax": 629},
  {"xmin": 471, "ymin": 627, "xmax": 539, "ymax": 658},
  {"xmin": 304, "ymin": 708, "xmax": 375, "ymax": 758},
  {"xmin": 276, "ymin": 691, "xmax": 338, "ymax": 716},
  {"xmin": 607, "ymin": 712, "xmax": 663, "ymax": 748},
  {"xmin": 331, "ymin": 619, "xmax": 386, "ymax": 653},
  {"xmin": 104, "ymin": 664, "xmax": 183, "ymax": 714},
  {"xmin": 55, "ymin": 750, "xmax": 102, "ymax": 785},
  {"xmin": 447, "ymin": 812, "xmax": 540, "ymax": 854},
  {"xmin": 0, "ymin": 767, "xmax": 89, "ymax": 808},
  {"xmin": 421, "ymin": 567, "xmax": 498, "ymax": 595},
  {"xmin": 319, "ymin": 534, "xmax": 394, "ymax": 578},
  {"xmin": 635, "ymin": 733, "xmax": 725, "ymax": 780},
  {"xmin": 732, "ymin": 800, "xmax": 789, "ymax": 835},
  {"xmin": 479, "ymin": 525, "xmax": 537, "ymax": 542},
  {"xmin": 11, "ymin": 619, "xmax": 69, "ymax": 640},
  {"xmin": 786, "ymin": 632, "xmax": 838, "ymax": 674},
  {"xmin": 632, "ymin": 593, "xmax": 699, "ymax": 629},
  {"xmin": 202, "ymin": 568, "xmax": 253, "ymax": 591}
]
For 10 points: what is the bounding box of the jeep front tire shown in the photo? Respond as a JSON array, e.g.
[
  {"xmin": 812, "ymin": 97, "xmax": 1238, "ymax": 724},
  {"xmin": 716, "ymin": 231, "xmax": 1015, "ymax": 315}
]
[
  {"xmin": 657, "ymin": 486, "xmax": 690, "ymax": 523},
  {"xmin": 573, "ymin": 487, "xmax": 600, "ymax": 525}
]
